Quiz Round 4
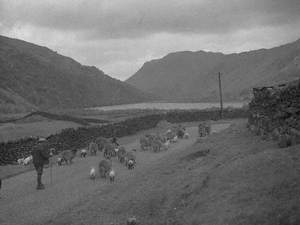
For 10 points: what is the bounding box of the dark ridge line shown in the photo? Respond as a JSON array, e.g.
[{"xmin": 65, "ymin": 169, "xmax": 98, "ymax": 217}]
[{"xmin": 0, "ymin": 111, "xmax": 109, "ymax": 125}]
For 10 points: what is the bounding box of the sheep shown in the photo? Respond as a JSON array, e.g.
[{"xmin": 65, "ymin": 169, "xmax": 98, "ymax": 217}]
[
  {"xmin": 165, "ymin": 129, "xmax": 176, "ymax": 140},
  {"xmin": 140, "ymin": 137, "xmax": 150, "ymax": 151},
  {"xmin": 127, "ymin": 217, "xmax": 137, "ymax": 225},
  {"xmin": 88, "ymin": 142, "xmax": 98, "ymax": 156},
  {"xmin": 99, "ymin": 159, "xmax": 112, "ymax": 178},
  {"xmin": 127, "ymin": 160, "xmax": 135, "ymax": 170},
  {"xmin": 125, "ymin": 152, "xmax": 136, "ymax": 169},
  {"xmin": 80, "ymin": 149, "xmax": 87, "ymax": 158},
  {"xmin": 60, "ymin": 149, "xmax": 78, "ymax": 165},
  {"xmin": 176, "ymin": 128, "xmax": 185, "ymax": 139},
  {"xmin": 271, "ymin": 128, "xmax": 280, "ymax": 140},
  {"xmin": 90, "ymin": 167, "xmax": 96, "ymax": 180},
  {"xmin": 183, "ymin": 132, "xmax": 190, "ymax": 139},
  {"xmin": 152, "ymin": 140, "xmax": 163, "ymax": 152},
  {"xmin": 95, "ymin": 137, "xmax": 109, "ymax": 152},
  {"xmin": 103, "ymin": 143, "xmax": 116, "ymax": 159},
  {"xmin": 117, "ymin": 146, "xmax": 126, "ymax": 163},
  {"xmin": 109, "ymin": 169, "xmax": 115, "ymax": 182},
  {"xmin": 57, "ymin": 157, "xmax": 64, "ymax": 166},
  {"xmin": 249, "ymin": 125, "xmax": 256, "ymax": 133},
  {"xmin": 163, "ymin": 140, "xmax": 170, "ymax": 150},
  {"xmin": 23, "ymin": 155, "xmax": 33, "ymax": 166},
  {"xmin": 170, "ymin": 135, "xmax": 178, "ymax": 143},
  {"xmin": 17, "ymin": 158, "xmax": 25, "ymax": 165}
]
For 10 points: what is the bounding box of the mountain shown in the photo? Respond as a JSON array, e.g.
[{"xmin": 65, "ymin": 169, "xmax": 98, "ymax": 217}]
[
  {"xmin": 127, "ymin": 39, "xmax": 300, "ymax": 102},
  {"xmin": 0, "ymin": 35, "xmax": 155, "ymax": 113}
]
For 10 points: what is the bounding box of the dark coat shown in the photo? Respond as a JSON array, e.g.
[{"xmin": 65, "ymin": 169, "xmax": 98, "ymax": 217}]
[{"xmin": 32, "ymin": 142, "xmax": 50, "ymax": 167}]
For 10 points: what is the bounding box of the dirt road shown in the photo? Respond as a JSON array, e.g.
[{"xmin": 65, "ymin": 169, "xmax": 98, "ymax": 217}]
[
  {"xmin": 2, "ymin": 120, "xmax": 299, "ymax": 225},
  {"xmin": 0, "ymin": 122, "xmax": 231, "ymax": 225}
]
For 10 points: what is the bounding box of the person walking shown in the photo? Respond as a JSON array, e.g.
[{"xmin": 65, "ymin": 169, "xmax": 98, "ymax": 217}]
[{"xmin": 32, "ymin": 137, "xmax": 50, "ymax": 190}]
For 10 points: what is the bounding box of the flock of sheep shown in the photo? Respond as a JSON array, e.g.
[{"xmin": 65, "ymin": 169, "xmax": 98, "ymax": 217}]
[
  {"xmin": 15, "ymin": 124, "xmax": 193, "ymax": 183},
  {"xmin": 54, "ymin": 137, "xmax": 137, "ymax": 182},
  {"xmin": 15, "ymin": 136, "xmax": 136, "ymax": 183},
  {"xmin": 12, "ymin": 122, "xmax": 212, "ymax": 225},
  {"xmin": 15, "ymin": 122, "xmax": 210, "ymax": 186},
  {"xmin": 139, "ymin": 124, "xmax": 190, "ymax": 153},
  {"xmin": 54, "ymin": 124, "xmax": 192, "ymax": 182}
]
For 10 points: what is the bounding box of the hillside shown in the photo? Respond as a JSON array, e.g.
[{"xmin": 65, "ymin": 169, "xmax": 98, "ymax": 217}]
[
  {"xmin": 0, "ymin": 35, "xmax": 155, "ymax": 113},
  {"xmin": 127, "ymin": 39, "xmax": 300, "ymax": 102}
]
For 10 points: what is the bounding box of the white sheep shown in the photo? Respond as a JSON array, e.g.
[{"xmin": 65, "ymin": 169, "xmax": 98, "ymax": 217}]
[
  {"xmin": 80, "ymin": 149, "xmax": 87, "ymax": 158},
  {"xmin": 57, "ymin": 157, "xmax": 64, "ymax": 166},
  {"xmin": 17, "ymin": 158, "xmax": 25, "ymax": 165},
  {"xmin": 171, "ymin": 135, "xmax": 178, "ymax": 143},
  {"xmin": 90, "ymin": 167, "xmax": 96, "ymax": 180},
  {"xmin": 127, "ymin": 217, "xmax": 137, "ymax": 225},
  {"xmin": 163, "ymin": 140, "xmax": 170, "ymax": 149},
  {"xmin": 23, "ymin": 155, "xmax": 33, "ymax": 166},
  {"xmin": 183, "ymin": 132, "xmax": 190, "ymax": 139},
  {"xmin": 109, "ymin": 169, "xmax": 115, "ymax": 182}
]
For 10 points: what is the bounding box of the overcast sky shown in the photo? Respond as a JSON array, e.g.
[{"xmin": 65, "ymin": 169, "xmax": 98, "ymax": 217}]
[{"xmin": 1, "ymin": 0, "xmax": 300, "ymax": 80}]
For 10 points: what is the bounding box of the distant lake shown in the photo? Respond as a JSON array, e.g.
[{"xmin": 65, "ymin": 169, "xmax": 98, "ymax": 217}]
[{"xmin": 88, "ymin": 102, "xmax": 246, "ymax": 112}]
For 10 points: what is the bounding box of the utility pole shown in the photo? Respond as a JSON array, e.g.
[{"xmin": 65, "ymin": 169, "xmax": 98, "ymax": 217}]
[{"xmin": 218, "ymin": 72, "xmax": 223, "ymax": 119}]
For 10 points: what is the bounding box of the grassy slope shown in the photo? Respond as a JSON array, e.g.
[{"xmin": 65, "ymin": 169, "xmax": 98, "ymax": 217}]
[
  {"xmin": 0, "ymin": 111, "xmax": 110, "ymax": 142},
  {"xmin": 0, "ymin": 120, "xmax": 81, "ymax": 142},
  {"xmin": 84, "ymin": 120, "xmax": 299, "ymax": 225},
  {"xmin": 47, "ymin": 120, "xmax": 299, "ymax": 225},
  {"xmin": 105, "ymin": 119, "xmax": 300, "ymax": 225},
  {"xmin": 156, "ymin": 120, "xmax": 300, "ymax": 225}
]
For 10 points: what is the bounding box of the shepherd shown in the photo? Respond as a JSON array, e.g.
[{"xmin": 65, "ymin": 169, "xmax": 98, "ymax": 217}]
[{"xmin": 32, "ymin": 137, "xmax": 50, "ymax": 190}]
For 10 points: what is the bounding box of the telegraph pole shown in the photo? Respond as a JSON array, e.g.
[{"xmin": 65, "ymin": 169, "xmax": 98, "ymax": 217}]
[{"xmin": 218, "ymin": 72, "xmax": 223, "ymax": 119}]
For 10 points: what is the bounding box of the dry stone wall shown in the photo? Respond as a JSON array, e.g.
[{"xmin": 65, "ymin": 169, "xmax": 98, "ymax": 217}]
[
  {"xmin": 248, "ymin": 79, "xmax": 300, "ymax": 147},
  {"xmin": 0, "ymin": 108, "xmax": 247, "ymax": 165}
]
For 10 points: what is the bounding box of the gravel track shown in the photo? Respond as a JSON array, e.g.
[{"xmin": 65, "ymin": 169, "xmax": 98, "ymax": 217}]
[{"xmin": 0, "ymin": 123, "xmax": 230, "ymax": 225}]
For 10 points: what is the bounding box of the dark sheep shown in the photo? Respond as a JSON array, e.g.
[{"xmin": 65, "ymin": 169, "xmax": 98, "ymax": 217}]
[
  {"xmin": 88, "ymin": 142, "xmax": 98, "ymax": 156},
  {"xmin": 117, "ymin": 146, "xmax": 127, "ymax": 163},
  {"xmin": 95, "ymin": 137, "xmax": 109, "ymax": 152},
  {"xmin": 103, "ymin": 143, "xmax": 116, "ymax": 159},
  {"xmin": 99, "ymin": 160, "xmax": 112, "ymax": 178},
  {"xmin": 60, "ymin": 149, "xmax": 78, "ymax": 164}
]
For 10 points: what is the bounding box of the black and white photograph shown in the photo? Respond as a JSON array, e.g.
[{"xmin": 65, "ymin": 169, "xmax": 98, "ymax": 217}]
[{"xmin": 0, "ymin": 0, "xmax": 300, "ymax": 224}]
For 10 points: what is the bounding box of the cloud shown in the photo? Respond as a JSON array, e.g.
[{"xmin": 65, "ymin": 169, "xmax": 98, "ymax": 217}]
[
  {"xmin": 1, "ymin": 0, "xmax": 300, "ymax": 39},
  {"xmin": 0, "ymin": 0, "xmax": 300, "ymax": 80}
]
